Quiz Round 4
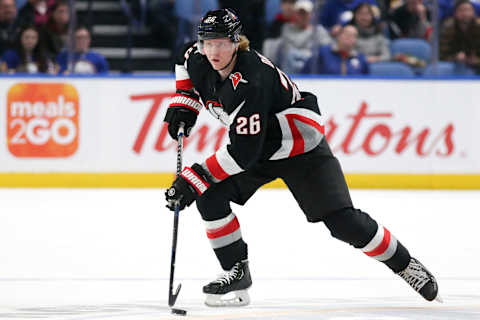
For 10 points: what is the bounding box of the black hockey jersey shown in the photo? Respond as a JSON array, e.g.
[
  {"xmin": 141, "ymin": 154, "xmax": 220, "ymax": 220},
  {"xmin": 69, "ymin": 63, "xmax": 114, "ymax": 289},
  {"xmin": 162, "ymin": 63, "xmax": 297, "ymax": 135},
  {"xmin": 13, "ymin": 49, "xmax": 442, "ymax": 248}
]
[{"xmin": 175, "ymin": 42, "xmax": 325, "ymax": 182}]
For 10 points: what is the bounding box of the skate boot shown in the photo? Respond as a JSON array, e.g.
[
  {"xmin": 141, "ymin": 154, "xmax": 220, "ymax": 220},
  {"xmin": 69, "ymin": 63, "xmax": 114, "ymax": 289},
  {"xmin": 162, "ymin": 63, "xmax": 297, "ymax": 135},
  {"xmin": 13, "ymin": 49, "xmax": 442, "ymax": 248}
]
[
  {"xmin": 203, "ymin": 260, "xmax": 252, "ymax": 307},
  {"xmin": 397, "ymin": 257, "xmax": 442, "ymax": 302}
]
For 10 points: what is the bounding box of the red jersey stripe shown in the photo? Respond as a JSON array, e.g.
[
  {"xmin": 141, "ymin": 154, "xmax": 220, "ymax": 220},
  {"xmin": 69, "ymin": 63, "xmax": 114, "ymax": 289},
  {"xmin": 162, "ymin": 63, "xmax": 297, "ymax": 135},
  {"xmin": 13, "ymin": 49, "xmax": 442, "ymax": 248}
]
[
  {"xmin": 206, "ymin": 216, "xmax": 240, "ymax": 239},
  {"xmin": 286, "ymin": 114, "xmax": 305, "ymax": 157},
  {"xmin": 285, "ymin": 113, "xmax": 326, "ymax": 157},
  {"xmin": 289, "ymin": 113, "xmax": 325, "ymax": 134},
  {"xmin": 176, "ymin": 79, "xmax": 194, "ymax": 90},
  {"xmin": 206, "ymin": 154, "xmax": 230, "ymax": 181}
]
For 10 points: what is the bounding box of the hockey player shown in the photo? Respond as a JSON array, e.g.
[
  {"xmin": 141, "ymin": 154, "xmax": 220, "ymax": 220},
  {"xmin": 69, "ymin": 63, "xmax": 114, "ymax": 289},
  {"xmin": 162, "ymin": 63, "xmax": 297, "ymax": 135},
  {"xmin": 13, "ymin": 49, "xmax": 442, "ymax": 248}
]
[{"xmin": 164, "ymin": 8, "xmax": 441, "ymax": 307}]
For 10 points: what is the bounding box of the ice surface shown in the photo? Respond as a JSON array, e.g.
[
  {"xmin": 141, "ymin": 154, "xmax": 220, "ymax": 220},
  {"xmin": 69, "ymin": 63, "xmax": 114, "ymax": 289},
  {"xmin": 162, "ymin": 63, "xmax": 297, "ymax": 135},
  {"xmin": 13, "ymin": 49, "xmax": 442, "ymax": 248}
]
[{"xmin": 0, "ymin": 188, "xmax": 479, "ymax": 319}]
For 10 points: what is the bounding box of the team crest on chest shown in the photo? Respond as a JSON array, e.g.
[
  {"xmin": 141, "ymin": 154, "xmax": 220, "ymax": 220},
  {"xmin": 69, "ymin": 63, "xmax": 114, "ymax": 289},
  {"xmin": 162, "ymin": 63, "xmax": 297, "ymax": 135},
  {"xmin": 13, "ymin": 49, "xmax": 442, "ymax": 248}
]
[{"xmin": 229, "ymin": 72, "xmax": 248, "ymax": 90}]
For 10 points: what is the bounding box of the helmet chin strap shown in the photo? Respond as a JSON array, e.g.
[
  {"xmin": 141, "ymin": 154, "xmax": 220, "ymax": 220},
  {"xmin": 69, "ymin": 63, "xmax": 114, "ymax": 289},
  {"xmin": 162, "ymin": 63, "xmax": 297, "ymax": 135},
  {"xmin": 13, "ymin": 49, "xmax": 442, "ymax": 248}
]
[{"xmin": 218, "ymin": 48, "xmax": 238, "ymax": 71}]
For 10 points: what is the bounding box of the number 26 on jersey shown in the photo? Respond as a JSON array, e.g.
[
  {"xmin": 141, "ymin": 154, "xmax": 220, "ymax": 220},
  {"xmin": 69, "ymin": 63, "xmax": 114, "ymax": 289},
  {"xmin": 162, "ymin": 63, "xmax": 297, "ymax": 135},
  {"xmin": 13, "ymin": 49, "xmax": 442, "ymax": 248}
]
[{"xmin": 236, "ymin": 114, "xmax": 261, "ymax": 135}]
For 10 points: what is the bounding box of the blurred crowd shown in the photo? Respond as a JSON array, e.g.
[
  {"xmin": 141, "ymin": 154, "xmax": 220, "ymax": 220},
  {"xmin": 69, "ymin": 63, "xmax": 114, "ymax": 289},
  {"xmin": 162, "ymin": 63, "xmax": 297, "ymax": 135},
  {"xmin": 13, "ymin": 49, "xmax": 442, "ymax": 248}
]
[
  {"xmin": 142, "ymin": 0, "xmax": 480, "ymax": 76},
  {"xmin": 0, "ymin": 0, "xmax": 108, "ymax": 74},
  {"xmin": 1, "ymin": 0, "xmax": 479, "ymax": 76},
  {"xmin": 261, "ymin": 0, "xmax": 480, "ymax": 75}
]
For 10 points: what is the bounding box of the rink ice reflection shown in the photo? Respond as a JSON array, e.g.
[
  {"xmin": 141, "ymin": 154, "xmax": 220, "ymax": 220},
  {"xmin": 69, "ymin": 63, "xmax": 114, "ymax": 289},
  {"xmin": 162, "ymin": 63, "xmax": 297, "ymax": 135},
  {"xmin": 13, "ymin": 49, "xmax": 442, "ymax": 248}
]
[{"xmin": 0, "ymin": 189, "xmax": 479, "ymax": 319}]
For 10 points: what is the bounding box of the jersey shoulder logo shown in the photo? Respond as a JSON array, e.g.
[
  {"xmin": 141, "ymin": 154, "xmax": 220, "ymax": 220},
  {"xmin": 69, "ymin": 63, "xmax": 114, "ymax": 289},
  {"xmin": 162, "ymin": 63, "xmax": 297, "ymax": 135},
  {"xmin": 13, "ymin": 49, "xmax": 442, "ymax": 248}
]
[{"xmin": 229, "ymin": 72, "xmax": 248, "ymax": 90}]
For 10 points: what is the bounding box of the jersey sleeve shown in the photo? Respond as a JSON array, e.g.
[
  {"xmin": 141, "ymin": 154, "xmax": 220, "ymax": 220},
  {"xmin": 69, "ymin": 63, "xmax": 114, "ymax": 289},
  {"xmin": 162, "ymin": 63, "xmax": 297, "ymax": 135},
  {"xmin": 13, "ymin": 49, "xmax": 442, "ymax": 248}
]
[
  {"xmin": 175, "ymin": 41, "xmax": 197, "ymax": 91},
  {"xmin": 202, "ymin": 85, "xmax": 271, "ymax": 182}
]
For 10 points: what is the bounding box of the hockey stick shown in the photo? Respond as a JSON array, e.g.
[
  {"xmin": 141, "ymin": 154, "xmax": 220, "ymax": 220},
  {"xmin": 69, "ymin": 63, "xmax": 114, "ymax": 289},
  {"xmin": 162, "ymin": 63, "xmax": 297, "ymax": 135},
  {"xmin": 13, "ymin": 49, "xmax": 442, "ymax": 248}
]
[{"xmin": 168, "ymin": 123, "xmax": 186, "ymax": 315}]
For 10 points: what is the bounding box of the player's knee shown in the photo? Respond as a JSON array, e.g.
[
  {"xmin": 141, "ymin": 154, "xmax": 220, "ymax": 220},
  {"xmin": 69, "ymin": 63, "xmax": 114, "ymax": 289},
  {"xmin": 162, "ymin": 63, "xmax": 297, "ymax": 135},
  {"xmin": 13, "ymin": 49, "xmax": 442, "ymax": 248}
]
[
  {"xmin": 323, "ymin": 207, "xmax": 378, "ymax": 248},
  {"xmin": 196, "ymin": 192, "xmax": 214, "ymax": 218},
  {"xmin": 196, "ymin": 189, "xmax": 231, "ymax": 221}
]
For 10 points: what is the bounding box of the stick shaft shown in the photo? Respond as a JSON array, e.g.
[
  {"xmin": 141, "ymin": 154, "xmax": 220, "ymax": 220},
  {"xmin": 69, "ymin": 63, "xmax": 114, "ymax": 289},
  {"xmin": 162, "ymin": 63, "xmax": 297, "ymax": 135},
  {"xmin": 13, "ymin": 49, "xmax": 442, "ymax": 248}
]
[{"xmin": 168, "ymin": 124, "xmax": 184, "ymax": 307}]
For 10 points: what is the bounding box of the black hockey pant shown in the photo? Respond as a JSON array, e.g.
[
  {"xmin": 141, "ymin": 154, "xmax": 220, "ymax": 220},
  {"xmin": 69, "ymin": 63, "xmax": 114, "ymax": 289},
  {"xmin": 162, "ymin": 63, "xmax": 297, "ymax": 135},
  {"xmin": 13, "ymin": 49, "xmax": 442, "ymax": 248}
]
[{"xmin": 196, "ymin": 140, "xmax": 410, "ymax": 273}]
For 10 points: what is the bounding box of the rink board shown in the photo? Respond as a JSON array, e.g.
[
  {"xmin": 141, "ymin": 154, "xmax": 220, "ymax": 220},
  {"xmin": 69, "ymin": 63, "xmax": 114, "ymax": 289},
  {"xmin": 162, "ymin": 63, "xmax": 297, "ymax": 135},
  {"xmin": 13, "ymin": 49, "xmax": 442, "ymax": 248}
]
[
  {"xmin": 1, "ymin": 173, "xmax": 480, "ymax": 189},
  {"xmin": 1, "ymin": 76, "xmax": 479, "ymax": 189}
]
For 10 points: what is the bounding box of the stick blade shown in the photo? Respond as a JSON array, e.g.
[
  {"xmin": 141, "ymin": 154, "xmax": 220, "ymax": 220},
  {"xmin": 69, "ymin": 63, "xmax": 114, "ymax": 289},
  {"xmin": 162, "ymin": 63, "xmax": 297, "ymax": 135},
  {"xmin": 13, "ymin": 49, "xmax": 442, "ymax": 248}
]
[{"xmin": 168, "ymin": 283, "xmax": 182, "ymax": 307}]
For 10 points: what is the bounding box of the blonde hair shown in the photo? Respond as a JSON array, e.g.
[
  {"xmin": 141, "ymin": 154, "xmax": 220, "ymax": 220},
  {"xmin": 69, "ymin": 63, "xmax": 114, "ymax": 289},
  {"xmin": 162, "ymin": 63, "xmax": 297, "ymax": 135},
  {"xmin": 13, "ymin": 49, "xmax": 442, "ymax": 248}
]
[{"xmin": 238, "ymin": 35, "xmax": 250, "ymax": 51}]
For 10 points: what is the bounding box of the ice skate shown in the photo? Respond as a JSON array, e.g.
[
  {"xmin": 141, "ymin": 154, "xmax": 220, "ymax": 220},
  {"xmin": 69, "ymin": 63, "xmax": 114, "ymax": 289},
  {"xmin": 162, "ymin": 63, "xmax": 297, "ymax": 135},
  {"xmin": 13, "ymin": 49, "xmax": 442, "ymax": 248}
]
[
  {"xmin": 203, "ymin": 260, "xmax": 252, "ymax": 307},
  {"xmin": 397, "ymin": 257, "xmax": 442, "ymax": 302}
]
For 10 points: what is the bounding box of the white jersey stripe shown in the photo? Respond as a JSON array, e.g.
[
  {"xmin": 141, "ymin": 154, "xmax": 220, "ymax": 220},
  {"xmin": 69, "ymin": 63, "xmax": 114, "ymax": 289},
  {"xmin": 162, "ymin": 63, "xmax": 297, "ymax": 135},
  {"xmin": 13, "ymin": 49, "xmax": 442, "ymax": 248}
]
[
  {"xmin": 270, "ymin": 107, "xmax": 324, "ymax": 160},
  {"xmin": 215, "ymin": 146, "xmax": 244, "ymax": 177},
  {"xmin": 227, "ymin": 100, "xmax": 246, "ymax": 126},
  {"xmin": 270, "ymin": 114, "xmax": 294, "ymax": 160},
  {"xmin": 175, "ymin": 64, "xmax": 190, "ymax": 81}
]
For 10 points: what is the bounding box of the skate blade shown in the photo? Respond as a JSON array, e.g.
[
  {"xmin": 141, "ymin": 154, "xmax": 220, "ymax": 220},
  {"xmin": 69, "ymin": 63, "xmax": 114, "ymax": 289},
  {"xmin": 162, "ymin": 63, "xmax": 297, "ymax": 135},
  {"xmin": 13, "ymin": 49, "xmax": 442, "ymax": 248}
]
[
  {"xmin": 435, "ymin": 293, "xmax": 443, "ymax": 303},
  {"xmin": 205, "ymin": 290, "xmax": 250, "ymax": 307}
]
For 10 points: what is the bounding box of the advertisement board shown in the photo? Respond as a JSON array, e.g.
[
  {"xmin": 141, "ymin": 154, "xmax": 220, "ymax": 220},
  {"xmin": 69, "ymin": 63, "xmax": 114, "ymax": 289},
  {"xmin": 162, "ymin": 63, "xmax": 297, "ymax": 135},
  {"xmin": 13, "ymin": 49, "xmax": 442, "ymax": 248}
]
[{"xmin": 1, "ymin": 76, "xmax": 479, "ymax": 188}]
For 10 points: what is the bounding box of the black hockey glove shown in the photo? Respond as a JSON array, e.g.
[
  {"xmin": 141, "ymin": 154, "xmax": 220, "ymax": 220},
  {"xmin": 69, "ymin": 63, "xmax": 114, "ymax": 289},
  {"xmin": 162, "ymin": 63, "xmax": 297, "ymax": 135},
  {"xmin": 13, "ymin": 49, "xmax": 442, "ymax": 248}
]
[
  {"xmin": 164, "ymin": 90, "xmax": 202, "ymax": 140},
  {"xmin": 165, "ymin": 163, "xmax": 212, "ymax": 211}
]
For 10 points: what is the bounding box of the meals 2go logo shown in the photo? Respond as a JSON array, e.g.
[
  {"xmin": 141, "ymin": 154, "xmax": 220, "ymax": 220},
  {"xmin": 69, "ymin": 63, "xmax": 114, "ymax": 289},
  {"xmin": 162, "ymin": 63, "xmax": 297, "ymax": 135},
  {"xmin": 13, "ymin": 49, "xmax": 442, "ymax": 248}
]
[{"xmin": 7, "ymin": 83, "xmax": 79, "ymax": 157}]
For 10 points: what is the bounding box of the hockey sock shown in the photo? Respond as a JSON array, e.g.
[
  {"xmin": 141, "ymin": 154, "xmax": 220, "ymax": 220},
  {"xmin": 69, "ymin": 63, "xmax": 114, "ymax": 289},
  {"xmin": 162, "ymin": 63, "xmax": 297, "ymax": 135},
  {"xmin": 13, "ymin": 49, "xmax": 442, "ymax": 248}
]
[
  {"xmin": 324, "ymin": 207, "xmax": 410, "ymax": 273},
  {"xmin": 204, "ymin": 212, "xmax": 248, "ymax": 270},
  {"xmin": 361, "ymin": 223, "xmax": 410, "ymax": 273}
]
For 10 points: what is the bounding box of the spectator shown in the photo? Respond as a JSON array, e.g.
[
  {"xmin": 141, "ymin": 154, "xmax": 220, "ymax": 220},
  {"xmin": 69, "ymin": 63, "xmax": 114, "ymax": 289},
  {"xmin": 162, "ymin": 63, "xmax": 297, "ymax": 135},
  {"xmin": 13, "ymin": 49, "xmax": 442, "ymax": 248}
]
[
  {"xmin": 0, "ymin": 0, "xmax": 20, "ymax": 55},
  {"xmin": 273, "ymin": 0, "xmax": 332, "ymax": 73},
  {"xmin": 219, "ymin": 0, "xmax": 266, "ymax": 51},
  {"xmin": 388, "ymin": 0, "xmax": 432, "ymax": 39},
  {"xmin": 347, "ymin": 0, "xmax": 390, "ymax": 63},
  {"xmin": 16, "ymin": 0, "xmax": 56, "ymax": 27},
  {"xmin": 43, "ymin": 0, "xmax": 70, "ymax": 58},
  {"xmin": 382, "ymin": 0, "xmax": 453, "ymax": 21},
  {"xmin": 320, "ymin": 0, "xmax": 354, "ymax": 31},
  {"xmin": 301, "ymin": 25, "xmax": 369, "ymax": 74},
  {"xmin": 423, "ymin": 0, "xmax": 479, "ymax": 22},
  {"xmin": 56, "ymin": 26, "xmax": 109, "ymax": 74},
  {"xmin": 267, "ymin": 0, "xmax": 297, "ymax": 38},
  {"xmin": 1, "ymin": 24, "xmax": 53, "ymax": 73},
  {"xmin": 439, "ymin": 0, "xmax": 480, "ymax": 73},
  {"xmin": 321, "ymin": 0, "xmax": 379, "ymax": 37},
  {"xmin": 174, "ymin": 0, "xmax": 218, "ymax": 53}
]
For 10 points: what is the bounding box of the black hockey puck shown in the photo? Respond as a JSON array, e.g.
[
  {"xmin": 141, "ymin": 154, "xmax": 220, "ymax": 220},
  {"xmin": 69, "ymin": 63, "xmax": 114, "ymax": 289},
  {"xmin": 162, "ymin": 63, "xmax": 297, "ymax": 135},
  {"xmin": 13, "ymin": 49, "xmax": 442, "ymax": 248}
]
[{"xmin": 171, "ymin": 308, "xmax": 187, "ymax": 316}]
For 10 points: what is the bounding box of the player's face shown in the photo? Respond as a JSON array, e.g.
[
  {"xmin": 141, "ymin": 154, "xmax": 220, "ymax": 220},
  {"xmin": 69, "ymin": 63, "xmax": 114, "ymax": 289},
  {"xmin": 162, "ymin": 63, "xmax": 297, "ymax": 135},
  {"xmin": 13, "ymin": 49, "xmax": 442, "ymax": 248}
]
[{"xmin": 203, "ymin": 38, "xmax": 236, "ymax": 70}]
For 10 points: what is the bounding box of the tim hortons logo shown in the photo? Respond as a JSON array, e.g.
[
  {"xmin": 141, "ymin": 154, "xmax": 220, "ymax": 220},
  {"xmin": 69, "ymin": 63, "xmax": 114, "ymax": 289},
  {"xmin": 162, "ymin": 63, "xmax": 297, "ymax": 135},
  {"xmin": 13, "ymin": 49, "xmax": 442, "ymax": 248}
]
[
  {"xmin": 130, "ymin": 93, "xmax": 227, "ymax": 154},
  {"xmin": 325, "ymin": 102, "xmax": 454, "ymax": 157},
  {"xmin": 130, "ymin": 93, "xmax": 455, "ymax": 158}
]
